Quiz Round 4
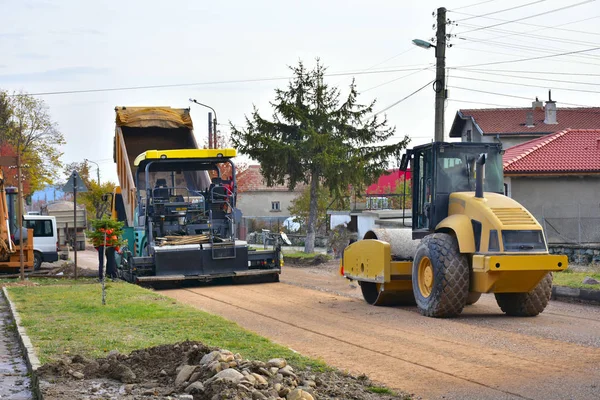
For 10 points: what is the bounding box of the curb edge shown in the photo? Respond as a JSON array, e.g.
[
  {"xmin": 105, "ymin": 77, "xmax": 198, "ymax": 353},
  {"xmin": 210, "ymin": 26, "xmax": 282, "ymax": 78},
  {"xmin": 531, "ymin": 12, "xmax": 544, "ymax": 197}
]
[
  {"xmin": 552, "ymin": 285, "xmax": 600, "ymax": 305},
  {"xmin": 2, "ymin": 287, "xmax": 43, "ymax": 400}
]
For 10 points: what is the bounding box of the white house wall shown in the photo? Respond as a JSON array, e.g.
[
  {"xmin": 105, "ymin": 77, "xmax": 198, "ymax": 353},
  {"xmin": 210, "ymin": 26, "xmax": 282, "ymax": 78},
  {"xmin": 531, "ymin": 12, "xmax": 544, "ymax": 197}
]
[{"xmin": 237, "ymin": 191, "xmax": 299, "ymax": 218}]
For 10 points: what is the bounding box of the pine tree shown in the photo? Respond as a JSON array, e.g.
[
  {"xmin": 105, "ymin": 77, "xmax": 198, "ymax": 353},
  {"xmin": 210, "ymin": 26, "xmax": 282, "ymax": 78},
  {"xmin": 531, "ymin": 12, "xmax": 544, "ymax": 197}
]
[{"xmin": 231, "ymin": 60, "xmax": 410, "ymax": 252}]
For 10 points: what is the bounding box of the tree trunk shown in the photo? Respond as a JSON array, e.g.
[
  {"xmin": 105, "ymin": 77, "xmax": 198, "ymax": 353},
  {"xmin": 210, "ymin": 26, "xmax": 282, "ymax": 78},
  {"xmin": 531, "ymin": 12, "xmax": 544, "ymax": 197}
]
[{"xmin": 304, "ymin": 171, "xmax": 319, "ymax": 253}]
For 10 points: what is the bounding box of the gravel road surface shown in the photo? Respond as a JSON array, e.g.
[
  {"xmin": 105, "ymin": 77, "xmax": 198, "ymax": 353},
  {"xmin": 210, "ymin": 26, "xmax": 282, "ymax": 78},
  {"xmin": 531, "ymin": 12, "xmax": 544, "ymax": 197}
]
[{"xmin": 161, "ymin": 263, "xmax": 600, "ymax": 400}]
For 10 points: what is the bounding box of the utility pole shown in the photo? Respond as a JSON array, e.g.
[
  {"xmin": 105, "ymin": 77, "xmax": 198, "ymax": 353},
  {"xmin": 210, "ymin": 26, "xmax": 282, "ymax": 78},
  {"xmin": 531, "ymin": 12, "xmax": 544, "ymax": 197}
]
[
  {"xmin": 434, "ymin": 6, "xmax": 447, "ymax": 143},
  {"xmin": 85, "ymin": 159, "xmax": 100, "ymax": 185},
  {"xmin": 208, "ymin": 112, "xmax": 213, "ymax": 149},
  {"xmin": 17, "ymin": 154, "xmax": 24, "ymax": 281}
]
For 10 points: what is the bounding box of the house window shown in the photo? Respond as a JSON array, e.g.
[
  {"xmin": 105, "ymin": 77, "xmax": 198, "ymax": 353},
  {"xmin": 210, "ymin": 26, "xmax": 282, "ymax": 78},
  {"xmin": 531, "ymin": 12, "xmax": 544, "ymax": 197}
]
[
  {"xmin": 271, "ymin": 201, "xmax": 281, "ymax": 212},
  {"xmin": 466, "ymin": 129, "xmax": 472, "ymax": 142}
]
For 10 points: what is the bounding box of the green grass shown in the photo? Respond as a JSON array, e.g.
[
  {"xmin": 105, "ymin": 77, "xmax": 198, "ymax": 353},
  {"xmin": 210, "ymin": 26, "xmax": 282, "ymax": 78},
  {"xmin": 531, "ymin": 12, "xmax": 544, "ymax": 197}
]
[
  {"xmin": 0, "ymin": 277, "xmax": 97, "ymax": 286},
  {"xmin": 5, "ymin": 281, "xmax": 328, "ymax": 370},
  {"xmin": 284, "ymin": 251, "xmax": 331, "ymax": 260},
  {"xmin": 368, "ymin": 386, "xmax": 395, "ymax": 395},
  {"xmin": 554, "ymin": 270, "xmax": 600, "ymax": 290}
]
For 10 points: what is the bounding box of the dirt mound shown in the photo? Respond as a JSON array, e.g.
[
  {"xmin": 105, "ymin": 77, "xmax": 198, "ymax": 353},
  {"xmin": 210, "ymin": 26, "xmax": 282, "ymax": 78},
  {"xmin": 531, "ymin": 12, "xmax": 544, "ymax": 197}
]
[{"xmin": 37, "ymin": 341, "xmax": 408, "ymax": 399}]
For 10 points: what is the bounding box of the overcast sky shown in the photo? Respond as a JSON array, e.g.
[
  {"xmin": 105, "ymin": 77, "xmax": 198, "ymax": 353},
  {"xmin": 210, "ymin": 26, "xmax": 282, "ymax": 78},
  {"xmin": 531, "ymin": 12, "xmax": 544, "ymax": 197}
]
[{"xmin": 1, "ymin": 0, "xmax": 598, "ymax": 185}]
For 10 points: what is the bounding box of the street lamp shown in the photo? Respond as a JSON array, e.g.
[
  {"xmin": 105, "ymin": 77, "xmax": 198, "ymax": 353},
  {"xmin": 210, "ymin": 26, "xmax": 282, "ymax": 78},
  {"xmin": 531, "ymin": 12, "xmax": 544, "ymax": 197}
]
[
  {"xmin": 413, "ymin": 7, "xmax": 447, "ymax": 143},
  {"xmin": 412, "ymin": 39, "xmax": 435, "ymax": 50},
  {"xmin": 85, "ymin": 159, "xmax": 100, "ymax": 185},
  {"xmin": 189, "ymin": 99, "xmax": 218, "ymax": 149}
]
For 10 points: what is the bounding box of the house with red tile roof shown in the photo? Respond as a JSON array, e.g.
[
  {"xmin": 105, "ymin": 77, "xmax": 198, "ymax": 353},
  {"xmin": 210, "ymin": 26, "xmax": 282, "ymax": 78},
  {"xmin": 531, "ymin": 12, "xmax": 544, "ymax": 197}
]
[
  {"xmin": 501, "ymin": 129, "xmax": 600, "ymax": 244},
  {"xmin": 449, "ymin": 95, "xmax": 600, "ymax": 149}
]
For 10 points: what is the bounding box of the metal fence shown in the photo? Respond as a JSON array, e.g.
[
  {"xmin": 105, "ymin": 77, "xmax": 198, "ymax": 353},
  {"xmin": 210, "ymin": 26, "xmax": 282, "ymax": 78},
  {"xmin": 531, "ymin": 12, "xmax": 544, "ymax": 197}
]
[{"xmin": 541, "ymin": 204, "xmax": 600, "ymax": 244}]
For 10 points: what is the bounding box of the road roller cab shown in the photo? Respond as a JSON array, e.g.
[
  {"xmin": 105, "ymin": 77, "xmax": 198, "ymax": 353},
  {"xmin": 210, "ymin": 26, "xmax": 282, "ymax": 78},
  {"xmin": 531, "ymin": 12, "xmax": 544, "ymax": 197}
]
[{"xmin": 341, "ymin": 142, "xmax": 568, "ymax": 318}]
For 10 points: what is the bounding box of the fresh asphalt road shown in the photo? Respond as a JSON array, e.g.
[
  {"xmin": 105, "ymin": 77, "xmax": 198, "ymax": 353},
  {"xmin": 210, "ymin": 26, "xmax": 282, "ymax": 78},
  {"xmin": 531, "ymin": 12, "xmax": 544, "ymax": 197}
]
[{"xmin": 160, "ymin": 264, "xmax": 600, "ymax": 400}]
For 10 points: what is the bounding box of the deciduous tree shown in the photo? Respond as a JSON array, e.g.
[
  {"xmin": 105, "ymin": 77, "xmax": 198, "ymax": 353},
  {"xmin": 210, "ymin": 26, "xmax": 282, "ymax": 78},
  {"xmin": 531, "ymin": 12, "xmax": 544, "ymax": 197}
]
[
  {"xmin": 231, "ymin": 60, "xmax": 410, "ymax": 252},
  {"xmin": 2, "ymin": 91, "xmax": 65, "ymax": 193}
]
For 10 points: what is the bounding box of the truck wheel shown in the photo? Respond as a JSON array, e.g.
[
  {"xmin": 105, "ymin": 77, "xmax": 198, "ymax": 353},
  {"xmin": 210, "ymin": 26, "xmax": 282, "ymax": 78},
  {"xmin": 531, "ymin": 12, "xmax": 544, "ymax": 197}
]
[
  {"xmin": 495, "ymin": 273, "xmax": 553, "ymax": 317},
  {"xmin": 33, "ymin": 252, "xmax": 43, "ymax": 271},
  {"xmin": 412, "ymin": 234, "xmax": 469, "ymax": 318},
  {"xmin": 466, "ymin": 292, "xmax": 482, "ymax": 305}
]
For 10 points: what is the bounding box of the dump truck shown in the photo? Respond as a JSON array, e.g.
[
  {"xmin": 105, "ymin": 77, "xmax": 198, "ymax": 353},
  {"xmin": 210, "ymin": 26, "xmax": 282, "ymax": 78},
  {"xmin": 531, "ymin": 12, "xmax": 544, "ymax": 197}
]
[
  {"xmin": 110, "ymin": 106, "xmax": 281, "ymax": 284},
  {"xmin": 341, "ymin": 142, "xmax": 567, "ymax": 318},
  {"xmin": 0, "ymin": 176, "xmax": 34, "ymax": 273}
]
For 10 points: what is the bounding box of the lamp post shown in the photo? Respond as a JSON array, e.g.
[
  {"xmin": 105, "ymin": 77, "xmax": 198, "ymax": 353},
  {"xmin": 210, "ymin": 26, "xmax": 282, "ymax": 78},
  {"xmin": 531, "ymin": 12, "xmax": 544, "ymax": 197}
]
[
  {"xmin": 189, "ymin": 99, "xmax": 218, "ymax": 149},
  {"xmin": 413, "ymin": 6, "xmax": 447, "ymax": 143},
  {"xmin": 85, "ymin": 159, "xmax": 100, "ymax": 185}
]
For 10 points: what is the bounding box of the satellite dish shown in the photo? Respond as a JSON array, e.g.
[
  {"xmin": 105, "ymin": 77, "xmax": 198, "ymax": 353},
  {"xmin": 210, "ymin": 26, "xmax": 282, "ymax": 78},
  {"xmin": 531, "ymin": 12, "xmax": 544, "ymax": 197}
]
[{"xmin": 280, "ymin": 232, "xmax": 292, "ymax": 246}]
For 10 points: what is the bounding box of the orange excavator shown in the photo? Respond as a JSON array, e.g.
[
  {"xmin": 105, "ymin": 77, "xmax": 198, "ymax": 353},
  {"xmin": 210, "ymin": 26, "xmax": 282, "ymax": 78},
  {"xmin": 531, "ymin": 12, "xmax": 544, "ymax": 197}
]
[{"xmin": 0, "ymin": 169, "xmax": 34, "ymax": 273}]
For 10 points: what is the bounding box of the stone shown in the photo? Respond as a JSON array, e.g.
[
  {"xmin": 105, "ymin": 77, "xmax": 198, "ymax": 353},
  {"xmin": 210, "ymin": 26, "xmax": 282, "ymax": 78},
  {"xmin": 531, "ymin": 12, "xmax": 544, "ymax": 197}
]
[
  {"xmin": 208, "ymin": 368, "xmax": 244, "ymax": 384},
  {"xmin": 302, "ymin": 380, "xmax": 316, "ymax": 388},
  {"xmin": 178, "ymin": 395, "xmax": 193, "ymax": 400},
  {"xmin": 208, "ymin": 360, "xmax": 223, "ymax": 375},
  {"xmin": 279, "ymin": 365, "xmax": 297, "ymax": 379},
  {"xmin": 200, "ymin": 351, "xmax": 221, "ymax": 365},
  {"xmin": 160, "ymin": 369, "xmax": 168, "ymax": 376},
  {"xmin": 109, "ymin": 364, "xmax": 136, "ymax": 383},
  {"xmin": 278, "ymin": 386, "xmax": 291, "ymax": 397},
  {"xmin": 184, "ymin": 381, "xmax": 205, "ymax": 394},
  {"xmin": 270, "ymin": 367, "xmax": 280, "ymax": 375},
  {"xmin": 252, "ymin": 391, "xmax": 268, "ymax": 400},
  {"xmin": 287, "ymin": 389, "xmax": 314, "ymax": 400},
  {"xmin": 220, "ymin": 362, "xmax": 231, "ymax": 370},
  {"xmin": 583, "ymin": 276, "xmax": 600, "ymax": 285},
  {"xmin": 252, "ymin": 373, "xmax": 268, "ymax": 388},
  {"xmin": 258, "ymin": 367, "xmax": 271, "ymax": 376},
  {"xmin": 267, "ymin": 358, "xmax": 287, "ymax": 369},
  {"xmin": 242, "ymin": 374, "xmax": 256, "ymax": 385},
  {"xmin": 222, "ymin": 354, "xmax": 235, "ymax": 363},
  {"xmin": 68, "ymin": 369, "xmax": 84, "ymax": 379},
  {"xmin": 175, "ymin": 365, "xmax": 197, "ymax": 387},
  {"xmin": 188, "ymin": 371, "xmax": 203, "ymax": 383}
]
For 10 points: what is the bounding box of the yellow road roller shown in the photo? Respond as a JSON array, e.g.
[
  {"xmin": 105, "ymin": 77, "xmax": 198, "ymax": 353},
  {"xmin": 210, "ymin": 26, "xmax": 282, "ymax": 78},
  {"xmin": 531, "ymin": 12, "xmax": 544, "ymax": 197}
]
[{"xmin": 340, "ymin": 142, "xmax": 567, "ymax": 318}]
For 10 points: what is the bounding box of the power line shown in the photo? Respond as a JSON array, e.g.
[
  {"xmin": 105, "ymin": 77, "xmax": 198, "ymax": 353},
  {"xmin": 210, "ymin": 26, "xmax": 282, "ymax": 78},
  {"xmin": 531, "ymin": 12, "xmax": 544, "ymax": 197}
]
[
  {"xmin": 451, "ymin": 75, "xmax": 600, "ymax": 94},
  {"xmin": 452, "ymin": 46, "xmax": 600, "ymax": 68},
  {"xmin": 453, "ymin": 45, "xmax": 600, "ymax": 68},
  {"xmin": 452, "ymin": 67, "xmax": 600, "ymax": 77},
  {"xmin": 453, "ymin": 0, "xmax": 546, "ymax": 22},
  {"xmin": 373, "ymin": 80, "xmax": 434, "ymax": 116},
  {"xmin": 362, "ymin": 66, "xmax": 433, "ymax": 93},
  {"xmin": 7, "ymin": 66, "xmax": 431, "ymax": 97},
  {"xmin": 453, "ymin": 1, "xmax": 600, "ymax": 36},
  {"xmin": 450, "ymin": 0, "xmax": 498, "ymax": 11},
  {"xmin": 448, "ymin": 85, "xmax": 595, "ymax": 107},
  {"xmin": 447, "ymin": 98, "xmax": 516, "ymax": 108},
  {"xmin": 454, "ymin": 36, "xmax": 600, "ymax": 61},
  {"xmin": 453, "ymin": 69, "xmax": 600, "ymax": 86},
  {"xmin": 456, "ymin": 15, "xmax": 600, "ymax": 47}
]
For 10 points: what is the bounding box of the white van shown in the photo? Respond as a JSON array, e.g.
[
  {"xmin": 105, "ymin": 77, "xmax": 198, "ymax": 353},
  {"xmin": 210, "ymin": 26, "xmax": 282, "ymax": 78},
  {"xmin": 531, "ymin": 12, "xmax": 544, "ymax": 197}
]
[{"xmin": 23, "ymin": 215, "xmax": 59, "ymax": 270}]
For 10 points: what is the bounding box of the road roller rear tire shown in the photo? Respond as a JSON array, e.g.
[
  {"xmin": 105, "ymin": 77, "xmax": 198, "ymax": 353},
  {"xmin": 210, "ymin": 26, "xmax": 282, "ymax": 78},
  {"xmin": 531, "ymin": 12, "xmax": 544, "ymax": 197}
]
[
  {"xmin": 495, "ymin": 273, "xmax": 553, "ymax": 317},
  {"xmin": 360, "ymin": 282, "xmax": 416, "ymax": 306},
  {"xmin": 412, "ymin": 233, "xmax": 469, "ymax": 318}
]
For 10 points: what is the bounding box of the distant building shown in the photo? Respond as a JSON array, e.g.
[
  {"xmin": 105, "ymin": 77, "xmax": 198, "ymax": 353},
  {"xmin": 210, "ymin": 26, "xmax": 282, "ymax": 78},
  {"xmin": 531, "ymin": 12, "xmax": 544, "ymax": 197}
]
[
  {"xmin": 449, "ymin": 95, "xmax": 600, "ymax": 149},
  {"xmin": 236, "ymin": 165, "xmax": 305, "ymax": 219},
  {"xmin": 503, "ymin": 128, "xmax": 600, "ymax": 244}
]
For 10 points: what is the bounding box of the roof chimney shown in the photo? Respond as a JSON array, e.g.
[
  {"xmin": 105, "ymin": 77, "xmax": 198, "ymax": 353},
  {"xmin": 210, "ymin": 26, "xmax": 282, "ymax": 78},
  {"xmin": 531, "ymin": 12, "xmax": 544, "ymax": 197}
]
[
  {"xmin": 525, "ymin": 111, "xmax": 534, "ymax": 127},
  {"xmin": 544, "ymin": 90, "xmax": 557, "ymax": 125},
  {"xmin": 532, "ymin": 97, "xmax": 543, "ymax": 110}
]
